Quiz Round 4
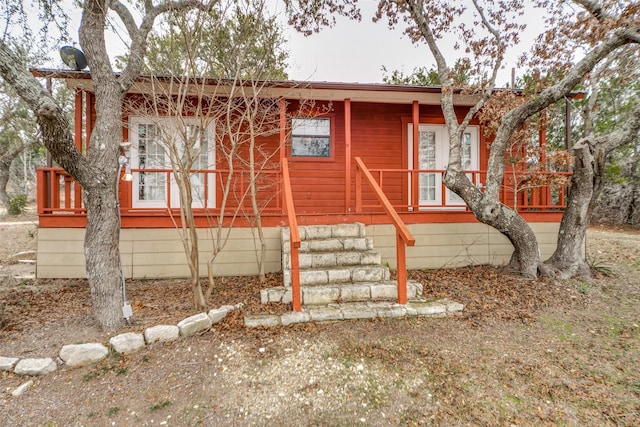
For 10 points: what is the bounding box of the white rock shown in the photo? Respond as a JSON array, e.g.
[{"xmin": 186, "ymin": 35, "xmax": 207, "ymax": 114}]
[
  {"xmin": 14, "ymin": 358, "xmax": 57, "ymax": 376},
  {"xmin": 244, "ymin": 314, "xmax": 280, "ymax": 328},
  {"xmin": 110, "ymin": 332, "xmax": 145, "ymax": 353},
  {"xmin": 280, "ymin": 311, "xmax": 310, "ymax": 326},
  {"xmin": 11, "ymin": 380, "xmax": 34, "ymax": 396},
  {"xmin": 59, "ymin": 343, "xmax": 109, "ymax": 367},
  {"xmin": 177, "ymin": 313, "xmax": 212, "ymax": 337},
  {"xmin": 207, "ymin": 307, "xmax": 230, "ymax": 324},
  {"xmin": 0, "ymin": 356, "xmax": 19, "ymax": 371},
  {"xmin": 144, "ymin": 325, "xmax": 180, "ymax": 344}
]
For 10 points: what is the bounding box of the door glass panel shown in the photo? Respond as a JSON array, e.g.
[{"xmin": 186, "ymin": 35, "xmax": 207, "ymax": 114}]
[
  {"xmin": 137, "ymin": 123, "xmax": 166, "ymax": 202},
  {"xmin": 448, "ymin": 131, "xmax": 476, "ymax": 205},
  {"xmin": 418, "ymin": 130, "xmax": 437, "ymax": 202},
  {"xmin": 462, "ymin": 132, "xmax": 472, "ymax": 169},
  {"xmin": 183, "ymin": 124, "xmax": 209, "ymax": 205}
]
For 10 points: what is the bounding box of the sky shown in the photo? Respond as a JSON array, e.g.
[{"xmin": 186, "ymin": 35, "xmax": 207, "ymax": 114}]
[
  {"xmin": 279, "ymin": 2, "xmax": 546, "ymax": 86},
  {"xmin": 279, "ymin": 2, "xmax": 427, "ymax": 83},
  {"xmin": 49, "ymin": 1, "xmax": 546, "ymax": 87}
]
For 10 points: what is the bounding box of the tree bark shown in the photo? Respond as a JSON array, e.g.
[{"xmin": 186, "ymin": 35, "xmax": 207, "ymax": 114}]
[
  {"xmin": 79, "ymin": 0, "xmax": 130, "ymax": 331},
  {"xmin": 541, "ymin": 139, "xmax": 595, "ymax": 279},
  {"xmin": 0, "ymin": 152, "xmax": 14, "ymax": 210},
  {"xmin": 82, "ymin": 81, "xmax": 126, "ymax": 331},
  {"xmin": 544, "ymin": 103, "xmax": 640, "ymax": 278}
]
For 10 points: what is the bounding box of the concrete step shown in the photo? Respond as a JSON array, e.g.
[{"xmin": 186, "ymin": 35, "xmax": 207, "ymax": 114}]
[
  {"xmin": 245, "ymin": 298, "xmax": 465, "ymax": 327},
  {"xmin": 261, "ymin": 280, "xmax": 423, "ymax": 306}
]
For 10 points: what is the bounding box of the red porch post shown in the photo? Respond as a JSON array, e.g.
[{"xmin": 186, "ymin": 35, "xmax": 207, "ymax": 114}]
[
  {"xmin": 539, "ymin": 111, "xmax": 549, "ymax": 209},
  {"xmin": 279, "ymin": 98, "xmax": 287, "ymax": 213},
  {"xmin": 85, "ymin": 92, "xmax": 94, "ymax": 152},
  {"xmin": 412, "ymin": 101, "xmax": 419, "ymax": 209},
  {"xmin": 344, "ymin": 98, "xmax": 352, "ymax": 212}
]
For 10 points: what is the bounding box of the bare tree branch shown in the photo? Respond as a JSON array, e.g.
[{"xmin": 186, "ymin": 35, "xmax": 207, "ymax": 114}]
[
  {"xmin": 572, "ymin": 0, "xmax": 606, "ymax": 20},
  {"xmin": 485, "ymin": 23, "xmax": 640, "ymax": 202}
]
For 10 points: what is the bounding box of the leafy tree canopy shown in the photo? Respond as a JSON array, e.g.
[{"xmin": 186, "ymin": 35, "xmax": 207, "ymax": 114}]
[
  {"xmin": 382, "ymin": 59, "xmax": 471, "ymax": 86},
  {"xmin": 122, "ymin": 0, "xmax": 289, "ymax": 80}
]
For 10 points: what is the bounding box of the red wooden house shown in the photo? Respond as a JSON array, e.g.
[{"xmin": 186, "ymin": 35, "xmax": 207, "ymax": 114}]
[{"xmin": 34, "ymin": 70, "xmax": 567, "ymax": 304}]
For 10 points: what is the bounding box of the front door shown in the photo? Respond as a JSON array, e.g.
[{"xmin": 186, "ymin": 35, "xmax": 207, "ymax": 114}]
[
  {"xmin": 408, "ymin": 124, "xmax": 479, "ymax": 208},
  {"xmin": 129, "ymin": 117, "xmax": 215, "ymax": 209}
]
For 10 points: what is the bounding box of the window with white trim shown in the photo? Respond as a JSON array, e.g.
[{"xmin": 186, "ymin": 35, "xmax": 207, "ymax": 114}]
[{"xmin": 291, "ymin": 117, "xmax": 331, "ymax": 158}]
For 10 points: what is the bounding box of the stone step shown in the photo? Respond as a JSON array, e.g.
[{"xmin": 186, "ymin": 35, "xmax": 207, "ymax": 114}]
[
  {"xmin": 299, "ymin": 265, "xmax": 391, "ymax": 286},
  {"xmin": 261, "ymin": 280, "xmax": 423, "ymax": 306},
  {"xmin": 299, "ymin": 236, "xmax": 372, "ymax": 253},
  {"xmin": 299, "ymin": 223, "xmax": 365, "ymax": 241},
  {"xmin": 283, "ymin": 256, "xmax": 388, "ymax": 287},
  {"xmin": 245, "ymin": 299, "xmax": 465, "ymax": 327},
  {"xmin": 289, "ymin": 250, "xmax": 381, "ymax": 270},
  {"xmin": 310, "ymin": 250, "xmax": 381, "ymax": 268},
  {"xmin": 282, "ymin": 224, "xmax": 367, "ymax": 247}
]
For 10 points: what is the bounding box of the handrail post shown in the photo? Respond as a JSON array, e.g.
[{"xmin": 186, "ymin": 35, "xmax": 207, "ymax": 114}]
[
  {"xmin": 290, "ymin": 242, "xmax": 301, "ymax": 312},
  {"xmin": 396, "ymin": 232, "xmax": 407, "ymax": 304},
  {"xmin": 355, "ymin": 167, "xmax": 362, "ymax": 213},
  {"xmin": 282, "ymin": 159, "xmax": 301, "ymax": 312},
  {"xmin": 36, "ymin": 169, "xmax": 46, "ymax": 215},
  {"xmin": 354, "ymin": 157, "xmax": 415, "ymax": 306}
]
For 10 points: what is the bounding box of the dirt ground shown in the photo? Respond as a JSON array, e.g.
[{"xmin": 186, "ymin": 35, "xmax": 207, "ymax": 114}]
[{"xmin": 1, "ymin": 211, "xmax": 639, "ymax": 426}]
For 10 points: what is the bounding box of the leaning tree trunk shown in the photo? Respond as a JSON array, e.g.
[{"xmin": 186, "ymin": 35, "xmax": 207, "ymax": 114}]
[
  {"xmin": 0, "ymin": 156, "xmax": 11, "ymax": 211},
  {"xmin": 0, "ymin": 143, "xmax": 27, "ymax": 211},
  {"xmin": 445, "ymin": 168, "xmax": 542, "ymax": 278},
  {"xmin": 478, "ymin": 201, "xmax": 541, "ymax": 277}
]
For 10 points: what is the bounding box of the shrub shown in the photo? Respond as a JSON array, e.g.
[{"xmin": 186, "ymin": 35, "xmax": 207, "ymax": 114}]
[{"xmin": 8, "ymin": 194, "xmax": 27, "ymax": 215}]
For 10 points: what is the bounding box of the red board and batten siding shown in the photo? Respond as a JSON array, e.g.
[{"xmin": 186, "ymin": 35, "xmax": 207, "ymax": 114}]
[
  {"xmin": 351, "ymin": 102, "xmax": 408, "ymax": 208},
  {"xmin": 287, "ymin": 102, "xmax": 346, "ymax": 213},
  {"xmin": 38, "ymin": 91, "xmax": 565, "ymax": 228}
]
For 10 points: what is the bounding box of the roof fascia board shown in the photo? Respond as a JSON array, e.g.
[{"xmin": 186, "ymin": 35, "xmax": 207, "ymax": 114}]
[{"xmin": 64, "ymin": 78, "xmax": 480, "ymax": 106}]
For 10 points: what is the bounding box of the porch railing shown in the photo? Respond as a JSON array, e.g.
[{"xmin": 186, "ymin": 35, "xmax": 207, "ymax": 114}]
[
  {"xmin": 281, "ymin": 158, "xmax": 301, "ymax": 312},
  {"xmin": 37, "ymin": 166, "xmax": 570, "ymax": 217},
  {"xmin": 354, "ymin": 157, "xmax": 415, "ymax": 305},
  {"xmin": 354, "ymin": 167, "xmax": 570, "ymax": 212},
  {"xmin": 36, "ymin": 167, "xmax": 283, "ymax": 215}
]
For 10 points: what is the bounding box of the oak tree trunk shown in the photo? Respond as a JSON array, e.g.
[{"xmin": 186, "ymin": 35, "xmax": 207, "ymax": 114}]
[
  {"xmin": 0, "ymin": 156, "xmax": 11, "ymax": 211},
  {"xmin": 82, "ymin": 80, "xmax": 127, "ymax": 331},
  {"xmin": 445, "ymin": 168, "xmax": 541, "ymax": 278},
  {"xmin": 478, "ymin": 203, "xmax": 540, "ymax": 278},
  {"xmin": 0, "ymin": 143, "xmax": 28, "ymax": 211},
  {"xmin": 541, "ymin": 139, "xmax": 596, "ymax": 278}
]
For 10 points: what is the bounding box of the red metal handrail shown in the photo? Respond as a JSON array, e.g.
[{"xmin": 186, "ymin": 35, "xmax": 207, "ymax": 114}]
[
  {"xmin": 281, "ymin": 158, "xmax": 301, "ymax": 312},
  {"xmin": 354, "ymin": 157, "xmax": 415, "ymax": 305}
]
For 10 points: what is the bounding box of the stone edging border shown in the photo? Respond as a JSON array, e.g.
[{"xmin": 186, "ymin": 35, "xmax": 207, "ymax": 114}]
[
  {"xmin": 0, "ymin": 303, "xmax": 242, "ymax": 395},
  {"xmin": 1, "ymin": 298, "xmax": 464, "ymax": 396}
]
